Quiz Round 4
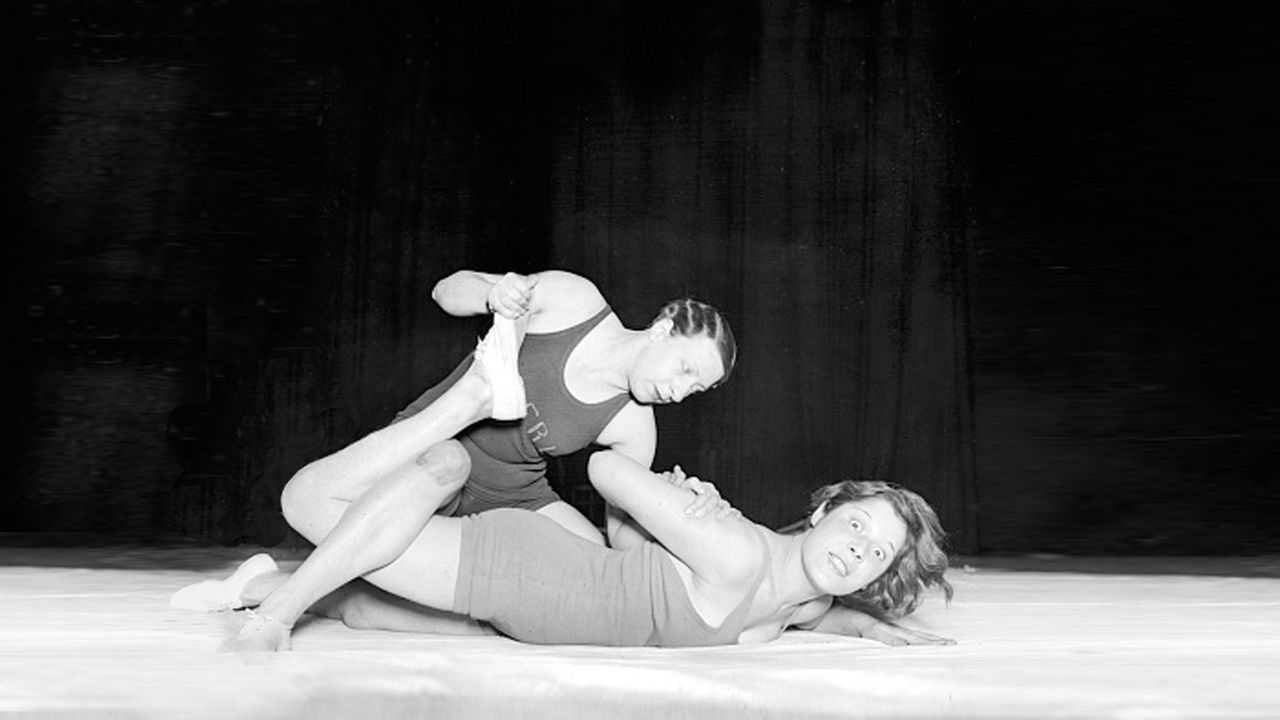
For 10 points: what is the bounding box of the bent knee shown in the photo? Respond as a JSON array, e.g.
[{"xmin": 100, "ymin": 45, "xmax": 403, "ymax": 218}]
[
  {"xmin": 415, "ymin": 440, "xmax": 470, "ymax": 488},
  {"xmin": 280, "ymin": 467, "xmax": 328, "ymax": 539}
]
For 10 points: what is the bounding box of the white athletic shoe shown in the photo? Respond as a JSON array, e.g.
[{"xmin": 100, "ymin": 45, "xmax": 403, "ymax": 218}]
[
  {"xmin": 475, "ymin": 314, "xmax": 526, "ymax": 420},
  {"xmin": 170, "ymin": 553, "xmax": 279, "ymax": 612}
]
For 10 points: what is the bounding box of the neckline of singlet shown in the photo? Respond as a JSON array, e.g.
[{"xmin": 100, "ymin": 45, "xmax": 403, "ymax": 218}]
[
  {"xmin": 668, "ymin": 523, "xmax": 772, "ymax": 637},
  {"xmin": 529, "ymin": 304, "xmax": 631, "ymax": 411}
]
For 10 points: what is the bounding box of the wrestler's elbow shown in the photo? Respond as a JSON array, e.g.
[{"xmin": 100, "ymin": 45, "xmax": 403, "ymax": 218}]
[{"xmin": 586, "ymin": 450, "xmax": 629, "ymax": 497}]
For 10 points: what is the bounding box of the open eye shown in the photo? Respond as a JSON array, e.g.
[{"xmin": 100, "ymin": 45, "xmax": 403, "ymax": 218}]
[
  {"xmin": 872, "ymin": 547, "xmax": 886, "ymax": 561},
  {"xmin": 850, "ymin": 520, "xmax": 862, "ymax": 532}
]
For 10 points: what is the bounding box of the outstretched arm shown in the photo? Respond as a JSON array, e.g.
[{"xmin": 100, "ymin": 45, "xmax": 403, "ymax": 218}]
[{"xmin": 795, "ymin": 603, "xmax": 955, "ymax": 646}]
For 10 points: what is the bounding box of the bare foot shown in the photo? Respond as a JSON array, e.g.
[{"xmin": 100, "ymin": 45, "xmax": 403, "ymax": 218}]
[
  {"xmin": 473, "ymin": 314, "xmax": 526, "ymax": 420},
  {"xmin": 223, "ymin": 610, "xmax": 293, "ymax": 654}
]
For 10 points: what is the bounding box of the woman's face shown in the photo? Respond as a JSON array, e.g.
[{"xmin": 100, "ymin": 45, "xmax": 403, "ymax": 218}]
[
  {"xmin": 629, "ymin": 327, "xmax": 726, "ymax": 405},
  {"xmin": 801, "ymin": 496, "xmax": 908, "ymax": 597}
]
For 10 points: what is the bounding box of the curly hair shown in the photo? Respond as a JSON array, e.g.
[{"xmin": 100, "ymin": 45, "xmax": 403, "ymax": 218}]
[
  {"xmin": 649, "ymin": 298, "xmax": 737, "ymax": 387},
  {"xmin": 807, "ymin": 480, "xmax": 953, "ymax": 619}
]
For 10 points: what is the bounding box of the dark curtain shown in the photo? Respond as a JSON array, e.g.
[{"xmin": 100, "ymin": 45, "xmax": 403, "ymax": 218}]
[
  {"xmin": 319, "ymin": 0, "xmax": 976, "ymax": 549},
  {"xmin": 3, "ymin": 1, "xmax": 324, "ymax": 543},
  {"xmin": 12, "ymin": 0, "xmax": 1274, "ymax": 556},
  {"xmin": 548, "ymin": 0, "xmax": 974, "ymax": 543}
]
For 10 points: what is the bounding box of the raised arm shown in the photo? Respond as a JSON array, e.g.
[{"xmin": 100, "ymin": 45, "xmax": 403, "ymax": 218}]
[
  {"xmin": 587, "ymin": 450, "xmax": 760, "ymax": 586},
  {"xmin": 431, "ymin": 269, "xmax": 606, "ymax": 332},
  {"xmin": 431, "ymin": 270, "xmax": 517, "ymax": 317}
]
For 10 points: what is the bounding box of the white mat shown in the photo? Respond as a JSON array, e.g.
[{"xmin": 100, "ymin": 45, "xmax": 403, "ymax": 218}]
[{"xmin": 2, "ymin": 548, "xmax": 1278, "ymax": 719}]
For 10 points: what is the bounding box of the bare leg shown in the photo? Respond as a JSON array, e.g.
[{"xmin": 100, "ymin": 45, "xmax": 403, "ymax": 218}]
[
  {"xmin": 223, "ymin": 506, "xmax": 596, "ymax": 636},
  {"xmin": 311, "ymin": 580, "xmax": 494, "ymax": 636},
  {"xmin": 280, "ymin": 370, "xmax": 489, "ymax": 543},
  {"xmin": 228, "ymin": 438, "xmax": 471, "ymax": 652},
  {"xmin": 228, "ymin": 320, "xmax": 522, "ymax": 652},
  {"xmin": 241, "ymin": 570, "xmax": 491, "ymax": 636},
  {"xmin": 226, "ymin": 511, "xmax": 472, "ymax": 652},
  {"xmin": 279, "ymin": 314, "xmax": 525, "ymax": 541}
]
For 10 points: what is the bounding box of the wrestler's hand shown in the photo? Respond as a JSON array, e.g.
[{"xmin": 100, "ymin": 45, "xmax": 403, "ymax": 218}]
[
  {"xmin": 667, "ymin": 465, "xmax": 742, "ymax": 520},
  {"xmin": 486, "ymin": 272, "xmax": 538, "ymax": 319},
  {"xmin": 860, "ymin": 619, "xmax": 955, "ymax": 647},
  {"xmin": 658, "ymin": 465, "xmax": 688, "ymax": 487}
]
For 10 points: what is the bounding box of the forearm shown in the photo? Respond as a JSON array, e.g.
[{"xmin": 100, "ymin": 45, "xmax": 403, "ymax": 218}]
[
  {"xmin": 431, "ymin": 270, "xmax": 503, "ymax": 316},
  {"xmin": 803, "ymin": 604, "xmax": 876, "ymax": 637},
  {"xmin": 802, "ymin": 603, "xmax": 956, "ymax": 646}
]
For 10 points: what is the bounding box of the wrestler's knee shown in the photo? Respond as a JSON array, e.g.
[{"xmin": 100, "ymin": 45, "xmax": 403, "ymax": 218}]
[
  {"xmin": 414, "ymin": 439, "xmax": 470, "ymax": 490},
  {"xmin": 279, "ymin": 465, "xmax": 328, "ymax": 539}
]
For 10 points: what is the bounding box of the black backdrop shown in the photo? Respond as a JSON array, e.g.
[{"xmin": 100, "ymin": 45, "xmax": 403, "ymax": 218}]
[{"xmin": 3, "ymin": 0, "xmax": 1275, "ymax": 556}]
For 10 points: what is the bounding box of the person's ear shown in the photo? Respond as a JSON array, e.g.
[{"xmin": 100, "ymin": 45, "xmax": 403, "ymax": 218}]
[
  {"xmin": 647, "ymin": 317, "xmax": 674, "ymax": 340},
  {"xmin": 809, "ymin": 501, "xmax": 830, "ymax": 528}
]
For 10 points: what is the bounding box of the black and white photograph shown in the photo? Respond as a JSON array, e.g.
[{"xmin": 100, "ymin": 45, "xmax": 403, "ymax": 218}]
[{"xmin": 1, "ymin": 1, "xmax": 1277, "ymax": 717}]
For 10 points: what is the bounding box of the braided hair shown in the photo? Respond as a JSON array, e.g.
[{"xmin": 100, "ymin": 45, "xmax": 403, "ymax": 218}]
[{"xmin": 649, "ymin": 298, "xmax": 737, "ymax": 387}]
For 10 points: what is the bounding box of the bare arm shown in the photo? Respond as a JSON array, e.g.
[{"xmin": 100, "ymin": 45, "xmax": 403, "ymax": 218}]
[
  {"xmin": 593, "ymin": 404, "xmax": 659, "ymax": 549},
  {"xmin": 587, "ymin": 450, "xmax": 760, "ymax": 585},
  {"xmin": 593, "ymin": 405, "xmax": 742, "ymax": 549},
  {"xmin": 431, "ymin": 270, "xmax": 512, "ymax": 317},
  {"xmin": 431, "ymin": 269, "xmax": 605, "ymax": 332},
  {"xmin": 795, "ymin": 603, "xmax": 955, "ymax": 646}
]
